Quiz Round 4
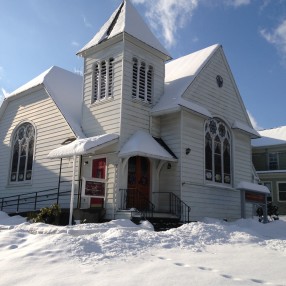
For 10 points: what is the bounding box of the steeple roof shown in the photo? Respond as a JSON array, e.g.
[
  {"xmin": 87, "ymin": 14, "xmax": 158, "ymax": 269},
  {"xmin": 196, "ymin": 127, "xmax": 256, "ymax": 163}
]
[{"xmin": 77, "ymin": 0, "xmax": 171, "ymax": 59}]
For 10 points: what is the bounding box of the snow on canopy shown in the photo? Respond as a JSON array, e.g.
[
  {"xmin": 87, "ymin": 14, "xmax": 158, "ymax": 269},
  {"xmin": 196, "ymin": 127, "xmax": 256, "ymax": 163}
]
[
  {"xmin": 119, "ymin": 130, "xmax": 177, "ymax": 161},
  {"xmin": 48, "ymin": 134, "xmax": 119, "ymax": 159},
  {"xmin": 252, "ymin": 126, "xmax": 286, "ymax": 147},
  {"xmin": 232, "ymin": 120, "xmax": 260, "ymax": 139},
  {"xmin": 237, "ymin": 181, "xmax": 270, "ymax": 194},
  {"xmin": 6, "ymin": 66, "xmax": 84, "ymax": 138},
  {"xmin": 152, "ymin": 44, "xmax": 219, "ymax": 117},
  {"xmin": 77, "ymin": 0, "xmax": 170, "ymax": 58}
]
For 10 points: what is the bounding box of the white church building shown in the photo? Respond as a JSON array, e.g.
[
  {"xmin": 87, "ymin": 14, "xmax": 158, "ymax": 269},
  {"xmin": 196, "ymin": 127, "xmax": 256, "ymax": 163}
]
[{"xmin": 0, "ymin": 0, "xmax": 267, "ymax": 222}]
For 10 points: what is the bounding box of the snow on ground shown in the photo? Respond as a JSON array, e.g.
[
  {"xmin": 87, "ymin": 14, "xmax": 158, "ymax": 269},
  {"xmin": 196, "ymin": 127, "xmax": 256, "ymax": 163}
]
[{"xmin": 0, "ymin": 212, "xmax": 286, "ymax": 286}]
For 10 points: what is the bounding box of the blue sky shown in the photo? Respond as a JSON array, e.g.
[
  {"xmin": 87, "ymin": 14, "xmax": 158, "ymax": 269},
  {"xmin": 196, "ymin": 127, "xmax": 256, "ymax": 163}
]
[{"xmin": 0, "ymin": 0, "xmax": 286, "ymax": 130}]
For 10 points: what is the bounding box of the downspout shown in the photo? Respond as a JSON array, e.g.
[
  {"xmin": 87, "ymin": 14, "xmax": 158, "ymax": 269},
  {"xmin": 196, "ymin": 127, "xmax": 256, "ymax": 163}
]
[
  {"xmin": 77, "ymin": 155, "xmax": 83, "ymax": 208},
  {"xmin": 57, "ymin": 158, "xmax": 63, "ymax": 205},
  {"xmin": 69, "ymin": 154, "xmax": 77, "ymax": 226}
]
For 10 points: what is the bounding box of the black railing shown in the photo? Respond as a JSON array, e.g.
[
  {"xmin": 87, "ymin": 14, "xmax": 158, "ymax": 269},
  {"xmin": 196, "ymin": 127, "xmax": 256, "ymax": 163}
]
[
  {"xmin": 152, "ymin": 192, "xmax": 191, "ymax": 223},
  {"xmin": 0, "ymin": 181, "xmax": 80, "ymax": 214},
  {"xmin": 119, "ymin": 189, "xmax": 191, "ymax": 223},
  {"xmin": 119, "ymin": 188, "xmax": 155, "ymax": 219}
]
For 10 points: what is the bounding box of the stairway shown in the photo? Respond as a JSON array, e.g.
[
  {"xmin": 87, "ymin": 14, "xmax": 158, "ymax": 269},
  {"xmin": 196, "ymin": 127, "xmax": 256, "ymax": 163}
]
[{"xmin": 147, "ymin": 216, "xmax": 184, "ymax": 231}]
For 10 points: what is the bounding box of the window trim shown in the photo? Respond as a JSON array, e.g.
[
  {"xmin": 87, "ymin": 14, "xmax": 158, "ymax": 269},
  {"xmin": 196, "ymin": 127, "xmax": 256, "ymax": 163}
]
[
  {"xmin": 204, "ymin": 118, "xmax": 232, "ymax": 186},
  {"xmin": 268, "ymin": 152, "xmax": 279, "ymax": 170},
  {"xmin": 132, "ymin": 57, "xmax": 154, "ymax": 104},
  {"xmin": 277, "ymin": 181, "xmax": 286, "ymax": 202},
  {"xmin": 9, "ymin": 121, "xmax": 36, "ymax": 185},
  {"xmin": 92, "ymin": 58, "xmax": 114, "ymax": 104}
]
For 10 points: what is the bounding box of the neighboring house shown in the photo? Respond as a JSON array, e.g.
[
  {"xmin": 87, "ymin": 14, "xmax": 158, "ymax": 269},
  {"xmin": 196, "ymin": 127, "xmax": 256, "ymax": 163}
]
[
  {"xmin": 0, "ymin": 0, "xmax": 266, "ymax": 222},
  {"xmin": 252, "ymin": 126, "xmax": 286, "ymax": 214}
]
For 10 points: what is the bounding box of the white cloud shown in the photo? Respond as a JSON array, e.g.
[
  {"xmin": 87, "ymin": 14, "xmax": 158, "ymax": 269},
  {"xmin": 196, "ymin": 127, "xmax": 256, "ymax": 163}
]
[
  {"xmin": 247, "ymin": 110, "xmax": 262, "ymax": 131},
  {"xmin": 131, "ymin": 0, "xmax": 198, "ymax": 47},
  {"xmin": 83, "ymin": 15, "xmax": 92, "ymax": 28},
  {"xmin": 225, "ymin": 0, "xmax": 251, "ymax": 7},
  {"xmin": 0, "ymin": 66, "xmax": 4, "ymax": 80},
  {"xmin": 260, "ymin": 20, "xmax": 286, "ymax": 59},
  {"xmin": 72, "ymin": 41, "xmax": 80, "ymax": 47}
]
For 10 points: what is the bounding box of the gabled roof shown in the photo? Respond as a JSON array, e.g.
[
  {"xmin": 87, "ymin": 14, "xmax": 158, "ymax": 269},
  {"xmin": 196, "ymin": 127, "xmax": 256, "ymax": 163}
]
[
  {"xmin": 2, "ymin": 66, "xmax": 84, "ymax": 138},
  {"xmin": 152, "ymin": 44, "xmax": 219, "ymax": 117},
  {"xmin": 77, "ymin": 0, "xmax": 170, "ymax": 59},
  {"xmin": 252, "ymin": 126, "xmax": 286, "ymax": 147}
]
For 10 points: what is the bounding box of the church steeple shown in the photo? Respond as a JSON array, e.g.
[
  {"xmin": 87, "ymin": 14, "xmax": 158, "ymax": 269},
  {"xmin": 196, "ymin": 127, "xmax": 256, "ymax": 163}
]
[{"xmin": 77, "ymin": 0, "xmax": 171, "ymax": 60}]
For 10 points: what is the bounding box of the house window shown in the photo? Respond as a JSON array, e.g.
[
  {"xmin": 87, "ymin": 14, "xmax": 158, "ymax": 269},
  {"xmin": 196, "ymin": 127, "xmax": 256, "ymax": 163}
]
[
  {"xmin": 132, "ymin": 57, "xmax": 153, "ymax": 103},
  {"xmin": 268, "ymin": 153, "xmax": 278, "ymax": 170},
  {"xmin": 92, "ymin": 58, "xmax": 114, "ymax": 102},
  {"xmin": 10, "ymin": 122, "xmax": 35, "ymax": 182},
  {"xmin": 277, "ymin": 182, "xmax": 286, "ymax": 201},
  {"xmin": 205, "ymin": 118, "xmax": 231, "ymax": 184}
]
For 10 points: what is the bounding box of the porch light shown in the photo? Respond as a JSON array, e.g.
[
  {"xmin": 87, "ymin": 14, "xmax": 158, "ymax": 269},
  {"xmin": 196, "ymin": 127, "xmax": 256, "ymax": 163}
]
[
  {"xmin": 186, "ymin": 148, "xmax": 191, "ymax": 155},
  {"xmin": 167, "ymin": 163, "xmax": 172, "ymax": 169}
]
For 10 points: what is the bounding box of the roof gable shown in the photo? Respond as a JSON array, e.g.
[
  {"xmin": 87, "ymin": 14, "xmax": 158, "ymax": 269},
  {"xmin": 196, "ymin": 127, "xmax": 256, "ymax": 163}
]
[
  {"xmin": 77, "ymin": 0, "xmax": 170, "ymax": 58},
  {"xmin": 152, "ymin": 44, "xmax": 258, "ymax": 138},
  {"xmin": 2, "ymin": 67, "xmax": 84, "ymax": 138},
  {"xmin": 152, "ymin": 44, "xmax": 219, "ymax": 117}
]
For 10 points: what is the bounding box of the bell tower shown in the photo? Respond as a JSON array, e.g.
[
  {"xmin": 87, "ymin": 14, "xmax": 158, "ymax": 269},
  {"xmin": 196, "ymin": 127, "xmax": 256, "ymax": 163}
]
[{"xmin": 77, "ymin": 0, "xmax": 171, "ymax": 146}]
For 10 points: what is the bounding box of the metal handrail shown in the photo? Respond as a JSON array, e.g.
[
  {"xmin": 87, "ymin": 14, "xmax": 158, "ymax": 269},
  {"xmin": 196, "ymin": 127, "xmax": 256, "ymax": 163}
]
[
  {"xmin": 152, "ymin": 192, "xmax": 191, "ymax": 223},
  {"xmin": 0, "ymin": 181, "xmax": 80, "ymax": 213},
  {"xmin": 119, "ymin": 188, "xmax": 155, "ymax": 219}
]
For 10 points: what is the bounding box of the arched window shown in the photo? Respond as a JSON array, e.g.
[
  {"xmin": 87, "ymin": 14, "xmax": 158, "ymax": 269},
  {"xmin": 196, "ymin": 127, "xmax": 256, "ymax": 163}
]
[
  {"xmin": 205, "ymin": 118, "xmax": 231, "ymax": 184},
  {"xmin": 10, "ymin": 122, "xmax": 35, "ymax": 182},
  {"xmin": 132, "ymin": 57, "xmax": 153, "ymax": 103},
  {"xmin": 92, "ymin": 57, "xmax": 114, "ymax": 103}
]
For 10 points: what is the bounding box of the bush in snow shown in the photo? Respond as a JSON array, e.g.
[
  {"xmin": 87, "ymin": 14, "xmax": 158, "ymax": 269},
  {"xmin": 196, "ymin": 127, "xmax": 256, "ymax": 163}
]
[{"xmin": 31, "ymin": 204, "xmax": 61, "ymax": 225}]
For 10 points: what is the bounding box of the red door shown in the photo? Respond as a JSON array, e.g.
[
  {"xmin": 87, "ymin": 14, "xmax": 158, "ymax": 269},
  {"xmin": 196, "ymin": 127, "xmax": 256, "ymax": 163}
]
[{"xmin": 127, "ymin": 156, "xmax": 150, "ymax": 209}]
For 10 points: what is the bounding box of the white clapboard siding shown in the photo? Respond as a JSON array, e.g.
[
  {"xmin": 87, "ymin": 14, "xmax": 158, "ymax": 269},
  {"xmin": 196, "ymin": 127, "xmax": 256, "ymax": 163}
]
[
  {"xmin": 0, "ymin": 87, "xmax": 80, "ymax": 203},
  {"xmin": 119, "ymin": 42, "xmax": 165, "ymax": 146},
  {"xmin": 182, "ymin": 183, "xmax": 241, "ymax": 221},
  {"xmin": 158, "ymin": 113, "xmax": 181, "ymax": 197},
  {"xmin": 178, "ymin": 48, "xmax": 254, "ymax": 220},
  {"xmin": 181, "ymin": 111, "xmax": 205, "ymax": 184},
  {"xmin": 185, "ymin": 48, "xmax": 250, "ymax": 126},
  {"xmin": 81, "ymin": 42, "xmax": 123, "ymax": 138}
]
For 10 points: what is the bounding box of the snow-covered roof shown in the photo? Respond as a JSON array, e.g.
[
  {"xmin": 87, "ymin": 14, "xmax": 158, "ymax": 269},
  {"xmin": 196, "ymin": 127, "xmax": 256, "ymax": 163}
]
[
  {"xmin": 48, "ymin": 134, "xmax": 119, "ymax": 159},
  {"xmin": 232, "ymin": 120, "xmax": 260, "ymax": 139},
  {"xmin": 77, "ymin": 0, "xmax": 170, "ymax": 58},
  {"xmin": 119, "ymin": 130, "xmax": 177, "ymax": 161},
  {"xmin": 252, "ymin": 126, "xmax": 286, "ymax": 147},
  {"xmin": 6, "ymin": 66, "xmax": 84, "ymax": 138},
  {"xmin": 152, "ymin": 44, "xmax": 219, "ymax": 117},
  {"xmin": 236, "ymin": 181, "xmax": 270, "ymax": 194}
]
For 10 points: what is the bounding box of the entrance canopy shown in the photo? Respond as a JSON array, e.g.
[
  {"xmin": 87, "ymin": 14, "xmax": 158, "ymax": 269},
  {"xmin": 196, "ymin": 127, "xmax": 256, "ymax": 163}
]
[
  {"xmin": 119, "ymin": 130, "xmax": 177, "ymax": 161},
  {"xmin": 48, "ymin": 134, "xmax": 119, "ymax": 159},
  {"xmin": 236, "ymin": 181, "xmax": 270, "ymax": 194}
]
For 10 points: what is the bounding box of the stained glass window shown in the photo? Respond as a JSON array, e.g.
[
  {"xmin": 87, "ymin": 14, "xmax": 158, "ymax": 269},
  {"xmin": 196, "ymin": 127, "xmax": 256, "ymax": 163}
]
[
  {"xmin": 10, "ymin": 123, "xmax": 35, "ymax": 182},
  {"xmin": 205, "ymin": 118, "xmax": 231, "ymax": 184}
]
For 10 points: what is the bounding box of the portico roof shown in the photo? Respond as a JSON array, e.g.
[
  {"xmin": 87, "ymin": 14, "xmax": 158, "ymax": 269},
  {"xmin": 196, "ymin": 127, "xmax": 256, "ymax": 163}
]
[
  {"xmin": 119, "ymin": 130, "xmax": 177, "ymax": 162},
  {"xmin": 48, "ymin": 134, "xmax": 119, "ymax": 159}
]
